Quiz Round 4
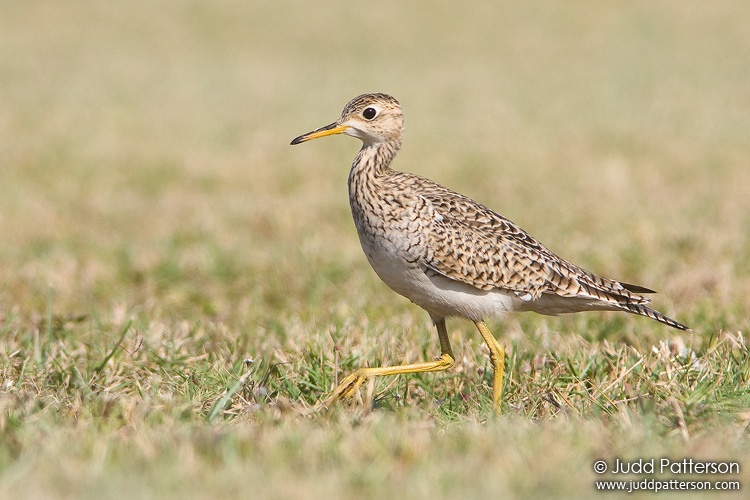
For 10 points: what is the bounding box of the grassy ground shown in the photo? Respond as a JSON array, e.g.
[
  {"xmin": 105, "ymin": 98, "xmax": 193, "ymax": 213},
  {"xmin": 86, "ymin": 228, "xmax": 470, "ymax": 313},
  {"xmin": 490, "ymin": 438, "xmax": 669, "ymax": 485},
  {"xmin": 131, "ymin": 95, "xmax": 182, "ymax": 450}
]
[{"xmin": 2, "ymin": 1, "xmax": 750, "ymax": 498}]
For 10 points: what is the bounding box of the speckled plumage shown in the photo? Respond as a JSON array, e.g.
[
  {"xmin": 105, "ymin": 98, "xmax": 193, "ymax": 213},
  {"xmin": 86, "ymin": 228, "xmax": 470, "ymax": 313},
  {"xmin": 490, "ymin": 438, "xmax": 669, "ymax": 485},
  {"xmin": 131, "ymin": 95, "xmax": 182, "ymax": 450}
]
[{"xmin": 291, "ymin": 93, "xmax": 689, "ymax": 411}]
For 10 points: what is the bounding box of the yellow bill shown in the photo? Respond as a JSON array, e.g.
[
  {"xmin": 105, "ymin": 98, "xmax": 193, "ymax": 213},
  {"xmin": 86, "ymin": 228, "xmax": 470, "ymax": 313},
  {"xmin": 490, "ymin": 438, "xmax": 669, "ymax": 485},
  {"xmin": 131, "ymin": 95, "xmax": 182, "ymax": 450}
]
[{"xmin": 290, "ymin": 123, "xmax": 348, "ymax": 145}]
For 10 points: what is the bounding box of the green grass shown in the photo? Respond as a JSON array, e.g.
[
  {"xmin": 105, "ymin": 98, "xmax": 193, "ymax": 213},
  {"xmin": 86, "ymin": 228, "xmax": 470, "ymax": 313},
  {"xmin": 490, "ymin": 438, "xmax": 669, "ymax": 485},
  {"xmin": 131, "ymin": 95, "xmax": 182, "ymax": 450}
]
[{"xmin": 2, "ymin": 1, "xmax": 750, "ymax": 498}]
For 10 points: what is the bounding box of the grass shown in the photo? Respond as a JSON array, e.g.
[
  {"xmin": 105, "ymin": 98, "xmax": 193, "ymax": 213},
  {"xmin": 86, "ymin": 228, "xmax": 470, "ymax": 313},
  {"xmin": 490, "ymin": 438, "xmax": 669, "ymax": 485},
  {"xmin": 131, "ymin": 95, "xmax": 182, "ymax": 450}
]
[{"xmin": 2, "ymin": 1, "xmax": 750, "ymax": 498}]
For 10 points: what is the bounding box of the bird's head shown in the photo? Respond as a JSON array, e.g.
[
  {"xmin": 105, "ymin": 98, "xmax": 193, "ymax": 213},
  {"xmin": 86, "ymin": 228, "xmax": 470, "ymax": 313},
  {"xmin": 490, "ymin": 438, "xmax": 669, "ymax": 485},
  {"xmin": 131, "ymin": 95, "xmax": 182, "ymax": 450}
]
[{"xmin": 291, "ymin": 93, "xmax": 404, "ymax": 147}]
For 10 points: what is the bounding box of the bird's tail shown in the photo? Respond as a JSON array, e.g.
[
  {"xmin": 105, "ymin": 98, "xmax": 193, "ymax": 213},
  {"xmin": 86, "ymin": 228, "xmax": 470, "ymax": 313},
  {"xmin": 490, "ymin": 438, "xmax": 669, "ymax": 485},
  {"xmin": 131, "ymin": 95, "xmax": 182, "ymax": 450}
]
[
  {"xmin": 617, "ymin": 301, "xmax": 691, "ymax": 331},
  {"xmin": 566, "ymin": 269, "xmax": 691, "ymax": 331}
]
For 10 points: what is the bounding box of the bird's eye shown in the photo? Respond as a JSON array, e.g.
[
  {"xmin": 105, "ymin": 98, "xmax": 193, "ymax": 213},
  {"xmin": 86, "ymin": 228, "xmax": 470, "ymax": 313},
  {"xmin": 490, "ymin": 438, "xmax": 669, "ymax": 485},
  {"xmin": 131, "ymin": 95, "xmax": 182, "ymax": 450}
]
[{"xmin": 362, "ymin": 107, "xmax": 378, "ymax": 120}]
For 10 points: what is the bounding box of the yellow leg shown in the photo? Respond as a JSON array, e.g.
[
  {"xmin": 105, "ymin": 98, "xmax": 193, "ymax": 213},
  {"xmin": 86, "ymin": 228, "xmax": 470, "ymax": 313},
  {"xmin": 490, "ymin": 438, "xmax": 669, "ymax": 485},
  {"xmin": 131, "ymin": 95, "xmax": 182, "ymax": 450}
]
[
  {"xmin": 474, "ymin": 320, "xmax": 505, "ymax": 414},
  {"xmin": 322, "ymin": 318, "xmax": 455, "ymax": 408}
]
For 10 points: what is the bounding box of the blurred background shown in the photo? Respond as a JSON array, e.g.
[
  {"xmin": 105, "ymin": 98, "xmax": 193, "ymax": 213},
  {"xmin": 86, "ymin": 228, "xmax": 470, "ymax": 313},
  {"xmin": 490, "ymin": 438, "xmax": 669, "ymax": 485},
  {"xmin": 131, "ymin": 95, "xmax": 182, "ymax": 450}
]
[
  {"xmin": 2, "ymin": 0, "xmax": 749, "ymax": 342},
  {"xmin": 2, "ymin": 2, "xmax": 750, "ymax": 498}
]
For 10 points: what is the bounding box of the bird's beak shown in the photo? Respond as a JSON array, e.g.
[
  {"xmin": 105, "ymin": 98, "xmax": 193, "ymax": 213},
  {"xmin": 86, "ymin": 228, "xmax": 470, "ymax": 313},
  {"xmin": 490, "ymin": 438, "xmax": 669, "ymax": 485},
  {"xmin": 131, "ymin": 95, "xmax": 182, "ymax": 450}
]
[{"xmin": 290, "ymin": 122, "xmax": 348, "ymax": 145}]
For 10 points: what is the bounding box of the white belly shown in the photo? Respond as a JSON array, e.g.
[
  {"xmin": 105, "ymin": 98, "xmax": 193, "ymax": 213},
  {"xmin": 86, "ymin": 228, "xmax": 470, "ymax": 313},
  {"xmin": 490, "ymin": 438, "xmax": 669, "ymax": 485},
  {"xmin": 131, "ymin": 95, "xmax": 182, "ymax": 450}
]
[{"xmin": 361, "ymin": 242, "xmax": 520, "ymax": 321}]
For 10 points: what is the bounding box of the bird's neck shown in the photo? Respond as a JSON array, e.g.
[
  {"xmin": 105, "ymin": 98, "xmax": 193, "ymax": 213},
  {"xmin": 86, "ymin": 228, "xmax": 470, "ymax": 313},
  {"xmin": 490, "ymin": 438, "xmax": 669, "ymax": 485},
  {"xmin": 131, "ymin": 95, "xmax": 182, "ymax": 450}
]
[
  {"xmin": 349, "ymin": 141, "xmax": 399, "ymax": 185},
  {"xmin": 348, "ymin": 141, "xmax": 400, "ymax": 224}
]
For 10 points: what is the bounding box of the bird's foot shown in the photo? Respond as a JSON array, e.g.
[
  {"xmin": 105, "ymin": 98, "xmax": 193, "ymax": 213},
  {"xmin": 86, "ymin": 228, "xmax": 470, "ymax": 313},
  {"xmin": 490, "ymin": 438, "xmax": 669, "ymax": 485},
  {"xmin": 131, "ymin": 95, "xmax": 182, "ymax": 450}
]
[{"xmin": 320, "ymin": 369, "xmax": 370, "ymax": 409}]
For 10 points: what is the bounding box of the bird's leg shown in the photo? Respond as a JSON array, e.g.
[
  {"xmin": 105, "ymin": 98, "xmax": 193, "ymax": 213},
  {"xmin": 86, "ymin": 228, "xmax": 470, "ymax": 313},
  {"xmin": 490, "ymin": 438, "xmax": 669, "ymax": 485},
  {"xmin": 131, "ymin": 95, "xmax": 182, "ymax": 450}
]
[
  {"xmin": 322, "ymin": 318, "xmax": 455, "ymax": 408},
  {"xmin": 473, "ymin": 320, "xmax": 505, "ymax": 415}
]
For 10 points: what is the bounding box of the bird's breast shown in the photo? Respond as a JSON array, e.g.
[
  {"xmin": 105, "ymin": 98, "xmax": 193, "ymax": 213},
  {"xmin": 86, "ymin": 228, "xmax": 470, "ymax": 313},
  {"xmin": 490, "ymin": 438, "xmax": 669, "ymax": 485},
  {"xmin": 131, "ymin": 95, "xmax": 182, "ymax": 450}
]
[{"xmin": 349, "ymin": 193, "xmax": 519, "ymax": 321}]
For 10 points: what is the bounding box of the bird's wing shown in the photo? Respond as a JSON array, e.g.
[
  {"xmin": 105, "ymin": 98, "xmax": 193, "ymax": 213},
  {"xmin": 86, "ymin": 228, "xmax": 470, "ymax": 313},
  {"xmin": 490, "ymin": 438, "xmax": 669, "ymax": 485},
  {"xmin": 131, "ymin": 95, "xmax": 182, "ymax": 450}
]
[{"xmin": 409, "ymin": 177, "xmax": 650, "ymax": 306}]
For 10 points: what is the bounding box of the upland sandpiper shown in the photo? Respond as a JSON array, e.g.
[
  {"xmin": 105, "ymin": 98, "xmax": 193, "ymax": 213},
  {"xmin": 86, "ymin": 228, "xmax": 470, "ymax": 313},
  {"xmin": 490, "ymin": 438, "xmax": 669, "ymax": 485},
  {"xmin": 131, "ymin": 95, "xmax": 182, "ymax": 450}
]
[{"xmin": 291, "ymin": 93, "xmax": 689, "ymax": 413}]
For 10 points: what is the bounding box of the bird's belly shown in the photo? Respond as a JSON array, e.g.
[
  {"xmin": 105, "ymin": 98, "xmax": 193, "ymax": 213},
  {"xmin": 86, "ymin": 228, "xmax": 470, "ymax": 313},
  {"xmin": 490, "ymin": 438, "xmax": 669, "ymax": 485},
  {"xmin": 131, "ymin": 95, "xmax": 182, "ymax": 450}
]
[{"xmin": 360, "ymin": 240, "xmax": 519, "ymax": 321}]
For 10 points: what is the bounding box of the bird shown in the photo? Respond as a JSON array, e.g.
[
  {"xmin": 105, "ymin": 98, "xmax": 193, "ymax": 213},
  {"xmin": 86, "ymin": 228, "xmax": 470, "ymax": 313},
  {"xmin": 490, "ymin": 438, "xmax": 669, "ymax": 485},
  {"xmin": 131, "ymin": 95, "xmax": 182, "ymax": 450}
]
[{"xmin": 290, "ymin": 93, "xmax": 690, "ymax": 413}]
